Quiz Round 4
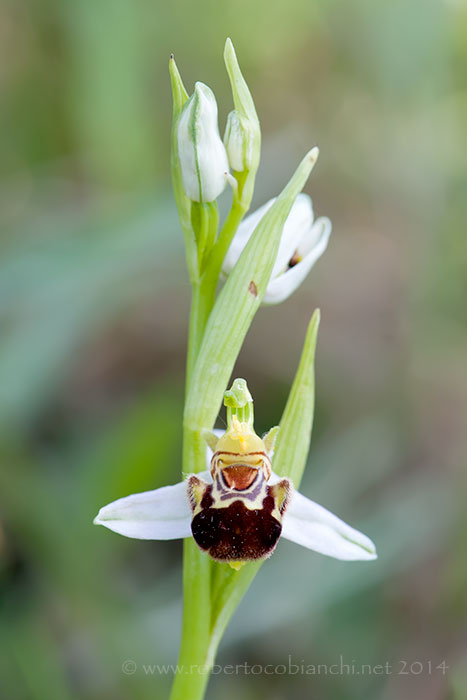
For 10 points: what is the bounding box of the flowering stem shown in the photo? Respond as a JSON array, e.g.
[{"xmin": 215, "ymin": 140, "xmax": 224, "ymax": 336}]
[
  {"xmin": 205, "ymin": 199, "xmax": 246, "ymax": 285},
  {"xmin": 169, "ymin": 540, "xmax": 212, "ymax": 700},
  {"xmin": 171, "ymin": 271, "xmax": 219, "ymax": 700},
  {"xmin": 171, "ymin": 193, "xmax": 248, "ymax": 699},
  {"xmin": 185, "ymin": 281, "xmax": 214, "ymax": 388},
  {"xmin": 207, "ymin": 561, "xmax": 262, "ymax": 664},
  {"xmin": 186, "ymin": 197, "xmax": 245, "ymax": 388}
]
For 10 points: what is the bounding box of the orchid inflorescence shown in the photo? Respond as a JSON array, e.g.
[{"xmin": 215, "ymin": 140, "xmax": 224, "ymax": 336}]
[{"xmin": 94, "ymin": 38, "xmax": 376, "ymax": 700}]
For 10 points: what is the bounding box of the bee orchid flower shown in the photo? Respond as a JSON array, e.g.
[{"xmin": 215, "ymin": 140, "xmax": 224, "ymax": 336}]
[
  {"xmin": 94, "ymin": 389, "xmax": 376, "ymax": 567},
  {"xmin": 222, "ymin": 193, "xmax": 332, "ymax": 305}
]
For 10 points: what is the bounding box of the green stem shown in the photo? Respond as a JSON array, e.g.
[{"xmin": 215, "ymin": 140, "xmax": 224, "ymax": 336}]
[
  {"xmin": 170, "ymin": 275, "xmax": 218, "ymax": 700},
  {"xmin": 185, "ymin": 281, "xmax": 214, "ymax": 389},
  {"xmin": 207, "ymin": 561, "xmax": 261, "ymax": 666},
  {"xmin": 187, "ymin": 196, "xmax": 247, "ymax": 388},
  {"xmin": 205, "ymin": 200, "xmax": 246, "ymax": 287},
  {"xmin": 169, "ymin": 540, "xmax": 212, "ymax": 700},
  {"xmin": 170, "ymin": 196, "xmax": 247, "ymax": 700}
]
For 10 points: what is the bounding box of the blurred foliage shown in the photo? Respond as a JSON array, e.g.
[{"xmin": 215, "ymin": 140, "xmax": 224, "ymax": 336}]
[{"xmin": 1, "ymin": 0, "xmax": 467, "ymax": 698}]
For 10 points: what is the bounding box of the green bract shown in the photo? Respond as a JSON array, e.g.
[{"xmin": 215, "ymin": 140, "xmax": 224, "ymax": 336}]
[
  {"xmin": 223, "ymin": 38, "xmax": 261, "ymax": 209},
  {"xmin": 183, "ymin": 148, "xmax": 319, "ymax": 474},
  {"xmin": 169, "ymin": 56, "xmax": 196, "ymax": 282},
  {"xmin": 274, "ymin": 309, "xmax": 320, "ymax": 487}
]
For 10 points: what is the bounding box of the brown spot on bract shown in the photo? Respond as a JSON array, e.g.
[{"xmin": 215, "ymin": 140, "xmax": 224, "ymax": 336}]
[{"xmin": 248, "ymin": 280, "xmax": 258, "ymax": 297}]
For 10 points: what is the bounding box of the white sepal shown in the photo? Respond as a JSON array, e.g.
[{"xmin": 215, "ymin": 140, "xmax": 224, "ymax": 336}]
[
  {"xmin": 281, "ymin": 485, "xmax": 377, "ymax": 561},
  {"xmin": 177, "ymin": 82, "xmax": 229, "ymax": 202},
  {"xmin": 94, "ymin": 480, "xmax": 194, "ymax": 540}
]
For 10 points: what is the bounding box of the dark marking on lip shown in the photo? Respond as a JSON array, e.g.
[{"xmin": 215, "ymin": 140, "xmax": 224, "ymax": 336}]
[
  {"xmin": 200, "ymin": 485, "xmax": 214, "ymax": 509},
  {"xmin": 288, "ymin": 250, "xmax": 302, "ymax": 268},
  {"xmin": 248, "ymin": 280, "xmax": 258, "ymax": 297},
  {"xmin": 191, "ymin": 500, "xmax": 282, "ymax": 561},
  {"xmin": 219, "ymin": 478, "xmax": 263, "ymax": 501},
  {"xmin": 262, "ymin": 494, "xmax": 275, "ymax": 513}
]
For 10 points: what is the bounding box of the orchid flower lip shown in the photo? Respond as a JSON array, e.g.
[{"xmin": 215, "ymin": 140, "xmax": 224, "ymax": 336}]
[{"xmin": 94, "ymin": 430, "xmax": 377, "ymax": 562}]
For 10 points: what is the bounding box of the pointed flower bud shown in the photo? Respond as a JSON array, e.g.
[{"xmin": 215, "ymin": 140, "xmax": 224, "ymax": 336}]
[
  {"xmin": 223, "ymin": 38, "xmax": 261, "ymax": 207},
  {"xmin": 222, "ymin": 193, "xmax": 332, "ymax": 304},
  {"xmin": 177, "ymin": 82, "xmax": 229, "ymax": 203},
  {"xmin": 224, "ymin": 110, "xmax": 255, "ymax": 172}
]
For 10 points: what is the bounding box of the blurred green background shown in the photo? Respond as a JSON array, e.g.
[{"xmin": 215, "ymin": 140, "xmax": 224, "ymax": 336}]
[{"xmin": 1, "ymin": 0, "xmax": 467, "ymax": 698}]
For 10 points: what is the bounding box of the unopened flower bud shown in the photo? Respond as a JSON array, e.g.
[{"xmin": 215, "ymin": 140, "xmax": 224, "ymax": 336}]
[
  {"xmin": 177, "ymin": 82, "xmax": 229, "ymax": 202},
  {"xmin": 224, "ymin": 110, "xmax": 254, "ymax": 172}
]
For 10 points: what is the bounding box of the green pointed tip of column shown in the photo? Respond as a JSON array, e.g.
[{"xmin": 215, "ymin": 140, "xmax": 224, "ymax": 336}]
[
  {"xmin": 224, "ymin": 378, "xmax": 253, "ymax": 409},
  {"xmin": 224, "ymin": 378, "xmax": 255, "ymax": 432},
  {"xmin": 169, "ymin": 53, "xmax": 189, "ymax": 117}
]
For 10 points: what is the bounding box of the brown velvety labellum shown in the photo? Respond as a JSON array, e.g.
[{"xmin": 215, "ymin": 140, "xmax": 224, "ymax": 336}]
[
  {"xmin": 222, "ymin": 465, "xmax": 258, "ymax": 490},
  {"xmin": 191, "ymin": 498, "xmax": 282, "ymax": 562}
]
